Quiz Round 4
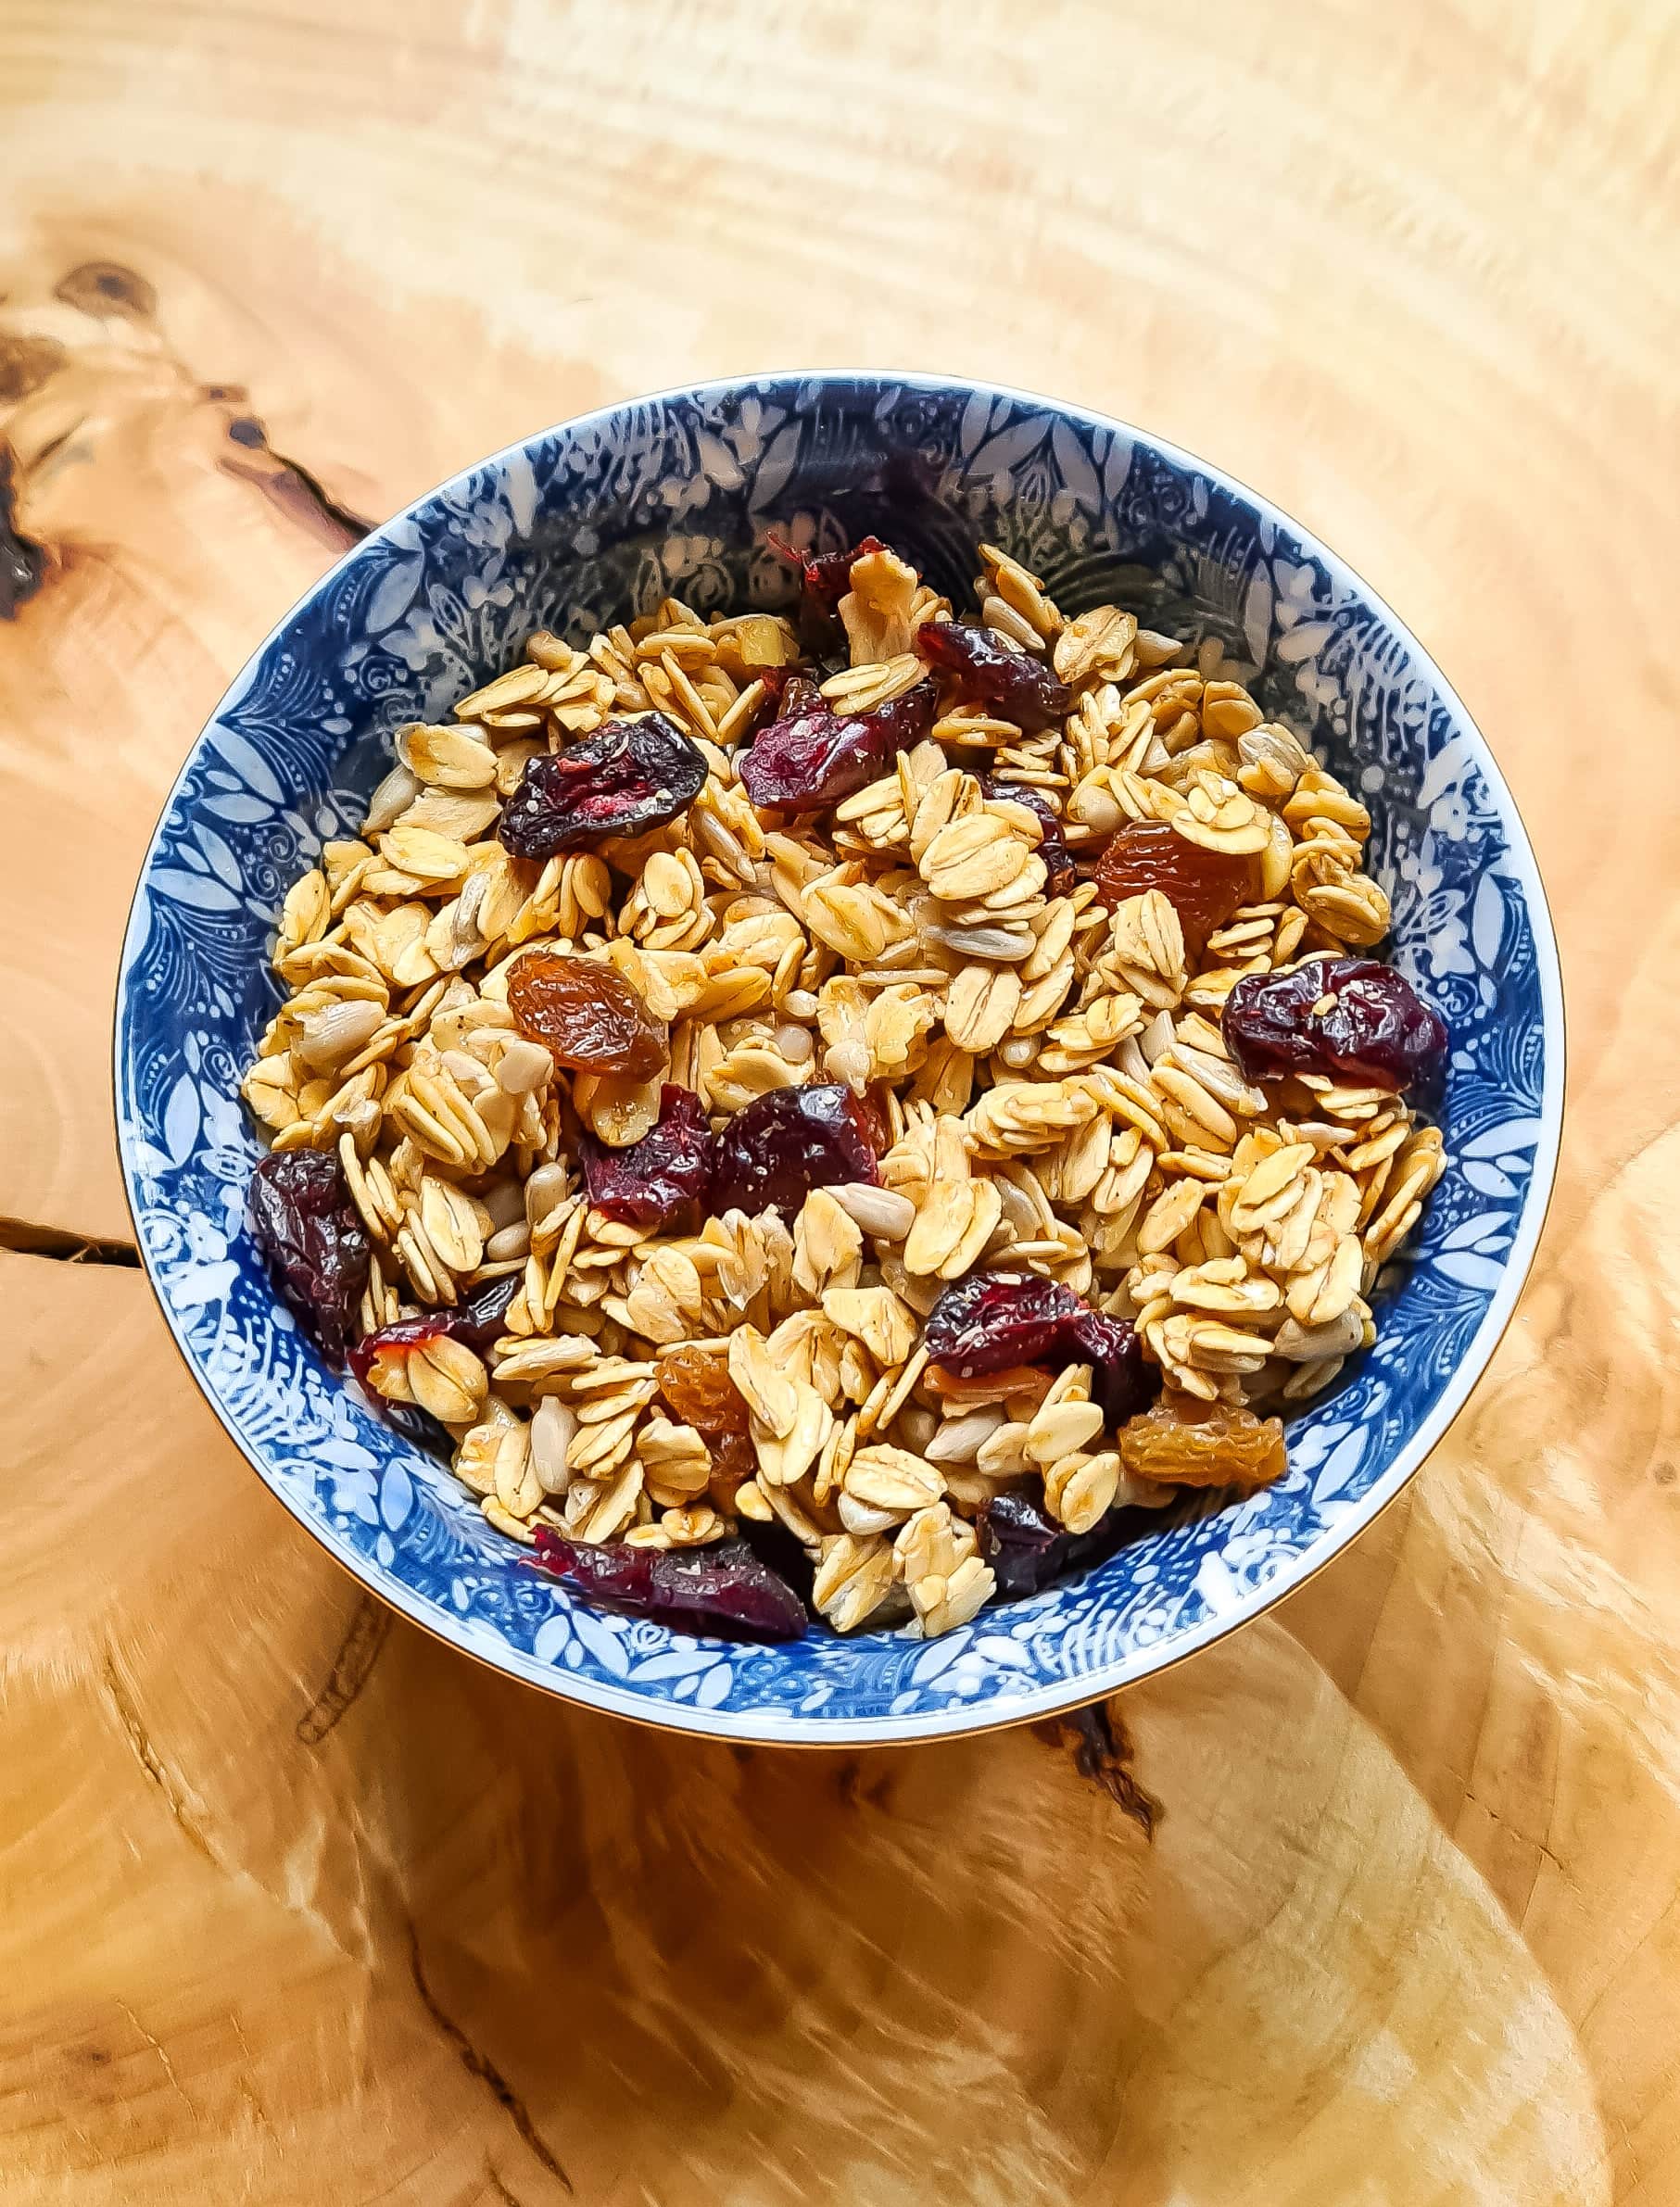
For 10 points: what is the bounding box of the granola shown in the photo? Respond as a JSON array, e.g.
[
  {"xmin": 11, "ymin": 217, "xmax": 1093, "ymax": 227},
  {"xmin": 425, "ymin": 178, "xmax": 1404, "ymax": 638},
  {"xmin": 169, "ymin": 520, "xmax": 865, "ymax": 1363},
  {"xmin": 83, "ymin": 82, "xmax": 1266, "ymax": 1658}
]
[{"xmin": 244, "ymin": 533, "xmax": 1448, "ymax": 1641}]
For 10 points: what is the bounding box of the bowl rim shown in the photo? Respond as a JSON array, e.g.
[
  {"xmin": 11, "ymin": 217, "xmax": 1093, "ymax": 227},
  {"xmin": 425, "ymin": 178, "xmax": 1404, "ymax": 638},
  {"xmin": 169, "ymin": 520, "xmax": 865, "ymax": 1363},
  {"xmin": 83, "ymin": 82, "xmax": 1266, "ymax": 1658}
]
[{"xmin": 114, "ymin": 369, "xmax": 1566, "ymax": 1745}]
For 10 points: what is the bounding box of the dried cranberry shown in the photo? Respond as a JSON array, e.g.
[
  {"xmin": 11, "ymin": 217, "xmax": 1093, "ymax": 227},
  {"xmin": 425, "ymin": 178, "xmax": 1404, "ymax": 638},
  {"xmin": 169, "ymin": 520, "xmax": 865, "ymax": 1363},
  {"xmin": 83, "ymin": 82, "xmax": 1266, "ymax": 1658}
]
[
  {"xmin": 983, "ymin": 778, "xmax": 1077, "ymax": 896},
  {"xmin": 348, "ymin": 1312, "xmax": 448, "ymax": 1394},
  {"xmin": 711, "ymin": 1084, "xmax": 880, "ymax": 1220},
  {"xmin": 579, "ymin": 1084, "xmax": 714, "ymax": 1230},
  {"xmin": 449, "ymin": 1269, "xmax": 523, "ymax": 1351},
  {"xmin": 756, "ymin": 662, "xmax": 801, "ymax": 706},
  {"xmin": 976, "ymin": 1492, "xmax": 1112, "ymax": 1598},
  {"xmin": 249, "ymin": 1148, "xmax": 369, "ymax": 1367},
  {"xmin": 739, "ymin": 678, "xmax": 836, "ymax": 808},
  {"xmin": 856, "ymin": 1083, "xmax": 894, "ymax": 1156},
  {"xmin": 736, "ymin": 1511, "xmax": 817, "ymax": 1610},
  {"xmin": 922, "ymin": 1270, "xmax": 1090, "ymax": 1378},
  {"xmin": 865, "ymin": 686, "xmax": 937, "ymax": 755},
  {"xmin": 498, "ymin": 713, "xmax": 707, "ymax": 857},
  {"xmin": 977, "ymin": 1490, "xmax": 1156, "ymax": 1600},
  {"xmin": 1067, "ymin": 1308, "xmax": 1154, "ymax": 1426},
  {"xmin": 766, "ymin": 531, "xmax": 891, "ymax": 658},
  {"xmin": 531, "ymin": 1528, "xmax": 808, "ymax": 1643},
  {"xmin": 349, "ymin": 1275, "xmax": 519, "ymax": 1402},
  {"xmin": 921, "ymin": 1272, "xmax": 1155, "ymax": 1412},
  {"xmin": 916, "ymin": 619, "xmax": 1071, "ymax": 733},
  {"xmin": 767, "ymin": 531, "xmax": 888, "ymax": 601},
  {"xmin": 378, "ymin": 1400, "xmax": 455, "ymax": 1457},
  {"xmin": 741, "ymin": 676, "xmax": 934, "ymax": 813},
  {"xmin": 1222, "ymin": 955, "xmax": 1447, "ymax": 1100},
  {"xmin": 975, "ymin": 1490, "xmax": 1062, "ymax": 1593}
]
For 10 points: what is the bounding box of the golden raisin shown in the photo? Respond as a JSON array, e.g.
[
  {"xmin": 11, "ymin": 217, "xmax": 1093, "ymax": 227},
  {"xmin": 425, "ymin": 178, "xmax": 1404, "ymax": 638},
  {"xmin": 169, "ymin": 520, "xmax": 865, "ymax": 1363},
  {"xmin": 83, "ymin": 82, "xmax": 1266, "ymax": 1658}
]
[
  {"xmin": 1118, "ymin": 1395, "xmax": 1286, "ymax": 1492},
  {"xmin": 506, "ymin": 951, "xmax": 666, "ymax": 1078},
  {"xmin": 657, "ymin": 1344, "xmax": 752, "ymax": 1435},
  {"xmin": 1092, "ymin": 818, "xmax": 1257, "ymax": 951},
  {"xmin": 706, "ymin": 1429, "xmax": 759, "ymax": 1515}
]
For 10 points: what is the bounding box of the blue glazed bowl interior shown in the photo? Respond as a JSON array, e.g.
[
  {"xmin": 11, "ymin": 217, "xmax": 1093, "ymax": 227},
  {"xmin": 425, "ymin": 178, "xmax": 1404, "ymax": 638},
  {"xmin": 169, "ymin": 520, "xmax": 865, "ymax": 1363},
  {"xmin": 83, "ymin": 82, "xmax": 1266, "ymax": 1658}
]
[{"xmin": 116, "ymin": 374, "xmax": 1560, "ymax": 1742}]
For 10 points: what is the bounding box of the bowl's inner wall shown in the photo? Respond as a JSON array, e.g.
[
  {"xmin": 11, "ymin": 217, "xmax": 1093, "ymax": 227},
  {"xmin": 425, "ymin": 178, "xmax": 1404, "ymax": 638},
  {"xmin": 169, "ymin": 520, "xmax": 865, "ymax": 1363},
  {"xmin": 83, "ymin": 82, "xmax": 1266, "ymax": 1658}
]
[{"xmin": 119, "ymin": 376, "xmax": 1548, "ymax": 1725}]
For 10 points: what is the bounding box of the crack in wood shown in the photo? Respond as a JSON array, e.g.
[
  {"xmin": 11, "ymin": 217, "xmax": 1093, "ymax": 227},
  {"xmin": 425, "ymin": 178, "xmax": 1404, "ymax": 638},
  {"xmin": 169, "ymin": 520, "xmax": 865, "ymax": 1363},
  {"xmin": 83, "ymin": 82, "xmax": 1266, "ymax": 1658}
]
[
  {"xmin": 116, "ymin": 1999, "xmax": 197, "ymax": 2116},
  {"xmin": 296, "ymin": 1594, "xmax": 392, "ymax": 1745},
  {"xmin": 0, "ymin": 444, "xmax": 45, "ymax": 619},
  {"xmin": 1045, "ymin": 1699, "xmax": 1163, "ymax": 1837},
  {"xmin": 406, "ymin": 1922, "xmax": 575, "ymax": 2197},
  {"xmin": 0, "ymin": 1216, "xmax": 141, "ymax": 1267},
  {"xmin": 220, "ymin": 412, "xmax": 375, "ymax": 549},
  {"xmin": 227, "ymin": 2012, "xmax": 282, "ymax": 2150},
  {"xmin": 238, "ymin": 2076, "xmax": 282, "ymax": 2152},
  {"xmin": 32, "ymin": 421, "xmax": 81, "ymax": 472},
  {"xmin": 1467, "ymin": 1788, "xmax": 1569, "ymax": 1877},
  {"xmin": 100, "ymin": 1655, "xmax": 217, "ymax": 1865},
  {"xmin": 485, "ymin": 2164, "xmax": 525, "ymax": 2207}
]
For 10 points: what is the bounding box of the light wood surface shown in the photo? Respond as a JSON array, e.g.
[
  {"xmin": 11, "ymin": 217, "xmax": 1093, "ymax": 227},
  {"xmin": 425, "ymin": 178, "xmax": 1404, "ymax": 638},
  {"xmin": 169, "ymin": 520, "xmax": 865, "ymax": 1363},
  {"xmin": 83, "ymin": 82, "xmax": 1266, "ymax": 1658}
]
[{"xmin": 3, "ymin": 2, "xmax": 1676, "ymax": 2199}]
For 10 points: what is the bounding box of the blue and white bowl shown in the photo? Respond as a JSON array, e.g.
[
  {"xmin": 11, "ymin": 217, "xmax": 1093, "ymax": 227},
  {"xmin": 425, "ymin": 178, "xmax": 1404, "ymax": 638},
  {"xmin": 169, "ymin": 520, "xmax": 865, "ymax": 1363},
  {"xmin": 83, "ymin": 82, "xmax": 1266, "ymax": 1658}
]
[{"xmin": 116, "ymin": 373, "xmax": 1563, "ymax": 1744}]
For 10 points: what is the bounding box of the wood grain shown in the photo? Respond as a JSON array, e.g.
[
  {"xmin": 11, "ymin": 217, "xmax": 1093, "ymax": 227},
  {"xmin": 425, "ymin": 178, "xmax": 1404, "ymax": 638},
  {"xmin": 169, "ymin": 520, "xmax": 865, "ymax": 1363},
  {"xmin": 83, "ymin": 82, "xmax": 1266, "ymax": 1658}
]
[{"xmin": 2, "ymin": 0, "xmax": 1676, "ymax": 2197}]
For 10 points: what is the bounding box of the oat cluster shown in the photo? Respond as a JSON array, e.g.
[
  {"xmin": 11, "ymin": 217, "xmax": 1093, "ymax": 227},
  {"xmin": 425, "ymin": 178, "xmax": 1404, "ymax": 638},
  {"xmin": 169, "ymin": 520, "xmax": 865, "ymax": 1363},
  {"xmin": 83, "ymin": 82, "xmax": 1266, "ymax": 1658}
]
[{"xmin": 243, "ymin": 538, "xmax": 1446, "ymax": 1638}]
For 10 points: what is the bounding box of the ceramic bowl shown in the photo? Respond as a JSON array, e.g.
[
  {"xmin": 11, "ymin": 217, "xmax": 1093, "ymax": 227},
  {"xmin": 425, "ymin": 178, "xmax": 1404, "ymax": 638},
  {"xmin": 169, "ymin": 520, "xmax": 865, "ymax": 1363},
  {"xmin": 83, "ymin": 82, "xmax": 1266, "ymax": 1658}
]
[{"xmin": 116, "ymin": 372, "xmax": 1562, "ymax": 1743}]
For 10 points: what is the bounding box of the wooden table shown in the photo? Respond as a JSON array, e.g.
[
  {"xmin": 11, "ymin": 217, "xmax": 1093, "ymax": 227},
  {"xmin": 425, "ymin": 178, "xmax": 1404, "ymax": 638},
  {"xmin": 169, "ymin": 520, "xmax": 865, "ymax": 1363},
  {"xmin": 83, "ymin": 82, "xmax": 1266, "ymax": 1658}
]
[{"xmin": 3, "ymin": 3, "xmax": 1674, "ymax": 2199}]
